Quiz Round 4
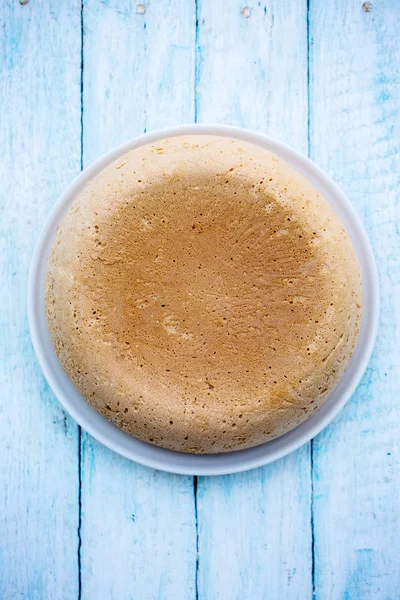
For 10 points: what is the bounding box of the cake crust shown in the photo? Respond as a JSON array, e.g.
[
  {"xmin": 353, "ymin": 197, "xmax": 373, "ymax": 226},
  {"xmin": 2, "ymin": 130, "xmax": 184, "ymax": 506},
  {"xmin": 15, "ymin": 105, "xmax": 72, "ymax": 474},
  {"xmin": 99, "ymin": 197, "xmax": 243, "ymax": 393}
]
[{"xmin": 46, "ymin": 136, "xmax": 362, "ymax": 453}]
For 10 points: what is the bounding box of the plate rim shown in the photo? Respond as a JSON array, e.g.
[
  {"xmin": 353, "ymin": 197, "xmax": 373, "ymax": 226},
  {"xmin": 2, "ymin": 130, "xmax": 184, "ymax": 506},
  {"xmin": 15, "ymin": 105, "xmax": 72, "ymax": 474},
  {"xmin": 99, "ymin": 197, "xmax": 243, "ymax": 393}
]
[{"xmin": 27, "ymin": 124, "xmax": 379, "ymax": 476}]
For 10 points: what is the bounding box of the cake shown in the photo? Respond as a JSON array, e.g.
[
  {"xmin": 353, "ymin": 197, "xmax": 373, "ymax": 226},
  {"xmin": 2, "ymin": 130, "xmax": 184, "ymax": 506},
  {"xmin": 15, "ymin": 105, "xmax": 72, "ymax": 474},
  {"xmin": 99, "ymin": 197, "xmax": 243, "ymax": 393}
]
[{"xmin": 45, "ymin": 135, "xmax": 362, "ymax": 453}]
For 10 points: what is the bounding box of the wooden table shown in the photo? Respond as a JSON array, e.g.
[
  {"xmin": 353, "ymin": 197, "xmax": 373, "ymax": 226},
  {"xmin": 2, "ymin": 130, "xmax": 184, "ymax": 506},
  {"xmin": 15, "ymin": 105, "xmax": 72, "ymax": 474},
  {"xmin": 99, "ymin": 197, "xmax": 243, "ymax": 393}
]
[{"xmin": 1, "ymin": 1, "xmax": 399, "ymax": 598}]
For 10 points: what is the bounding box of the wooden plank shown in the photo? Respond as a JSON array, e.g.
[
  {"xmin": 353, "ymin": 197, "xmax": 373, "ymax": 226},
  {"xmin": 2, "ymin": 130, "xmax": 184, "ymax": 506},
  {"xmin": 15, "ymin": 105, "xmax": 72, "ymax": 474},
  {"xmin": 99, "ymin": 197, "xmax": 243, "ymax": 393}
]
[
  {"xmin": 0, "ymin": 1, "xmax": 81, "ymax": 599},
  {"xmin": 195, "ymin": 2, "xmax": 313, "ymax": 598},
  {"xmin": 80, "ymin": 1, "xmax": 197, "ymax": 598},
  {"xmin": 309, "ymin": 1, "xmax": 400, "ymax": 597},
  {"xmin": 83, "ymin": 0, "xmax": 195, "ymax": 165},
  {"xmin": 195, "ymin": 0, "xmax": 307, "ymax": 147}
]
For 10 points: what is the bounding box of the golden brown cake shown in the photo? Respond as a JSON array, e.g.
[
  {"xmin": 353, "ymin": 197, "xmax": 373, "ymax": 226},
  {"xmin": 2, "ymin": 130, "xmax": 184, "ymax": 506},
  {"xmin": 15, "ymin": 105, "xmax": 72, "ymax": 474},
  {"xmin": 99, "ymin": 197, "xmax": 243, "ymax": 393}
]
[{"xmin": 45, "ymin": 135, "xmax": 362, "ymax": 453}]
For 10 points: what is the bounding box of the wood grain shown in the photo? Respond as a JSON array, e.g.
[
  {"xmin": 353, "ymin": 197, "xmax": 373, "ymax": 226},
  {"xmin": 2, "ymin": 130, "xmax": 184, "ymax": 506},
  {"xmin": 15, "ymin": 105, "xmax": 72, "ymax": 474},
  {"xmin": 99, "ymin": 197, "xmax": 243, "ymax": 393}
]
[
  {"xmin": 80, "ymin": 1, "xmax": 197, "ymax": 598},
  {"xmin": 0, "ymin": 1, "xmax": 82, "ymax": 598},
  {"xmin": 1, "ymin": 0, "xmax": 399, "ymax": 597},
  {"xmin": 310, "ymin": 1, "xmax": 400, "ymax": 597},
  {"xmin": 195, "ymin": 2, "xmax": 313, "ymax": 598}
]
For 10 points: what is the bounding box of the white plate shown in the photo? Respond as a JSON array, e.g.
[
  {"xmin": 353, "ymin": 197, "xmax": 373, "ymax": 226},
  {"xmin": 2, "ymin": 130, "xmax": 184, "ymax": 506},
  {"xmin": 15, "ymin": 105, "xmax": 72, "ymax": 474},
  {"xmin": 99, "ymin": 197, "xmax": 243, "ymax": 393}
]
[{"xmin": 28, "ymin": 124, "xmax": 379, "ymax": 476}]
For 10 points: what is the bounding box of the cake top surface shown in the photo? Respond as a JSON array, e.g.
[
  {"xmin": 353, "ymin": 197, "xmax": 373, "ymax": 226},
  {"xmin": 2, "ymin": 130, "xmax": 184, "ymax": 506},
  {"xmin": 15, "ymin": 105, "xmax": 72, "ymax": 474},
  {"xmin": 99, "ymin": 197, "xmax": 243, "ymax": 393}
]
[{"xmin": 46, "ymin": 135, "xmax": 362, "ymax": 453}]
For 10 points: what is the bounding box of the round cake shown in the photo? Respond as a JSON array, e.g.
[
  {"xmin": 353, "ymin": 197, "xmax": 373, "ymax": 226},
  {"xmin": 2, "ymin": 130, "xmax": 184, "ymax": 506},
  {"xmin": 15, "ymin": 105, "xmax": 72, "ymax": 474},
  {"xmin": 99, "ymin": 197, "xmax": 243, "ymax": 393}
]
[{"xmin": 46, "ymin": 135, "xmax": 362, "ymax": 453}]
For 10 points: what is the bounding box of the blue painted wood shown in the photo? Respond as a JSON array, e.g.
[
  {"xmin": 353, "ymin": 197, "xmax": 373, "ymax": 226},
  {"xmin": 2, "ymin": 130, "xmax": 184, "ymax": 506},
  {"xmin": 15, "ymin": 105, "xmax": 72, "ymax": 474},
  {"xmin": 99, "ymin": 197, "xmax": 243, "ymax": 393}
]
[
  {"xmin": 309, "ymin": 1, "xmax": 400, "ymax": 598},
  {"xmin": 80, "ymin": 1, "xmax": 197, "ymax": 598},
  {"xmin": 1, "ymin": 0, "xmax": 399, "ymax": 598},
  {"xmin": 0, "ymin": 1, "xmax": 82, "ymax": 598},
  {"xmin": 195, "ymin": 2, "xmax": 313, "ymax": 598}
]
